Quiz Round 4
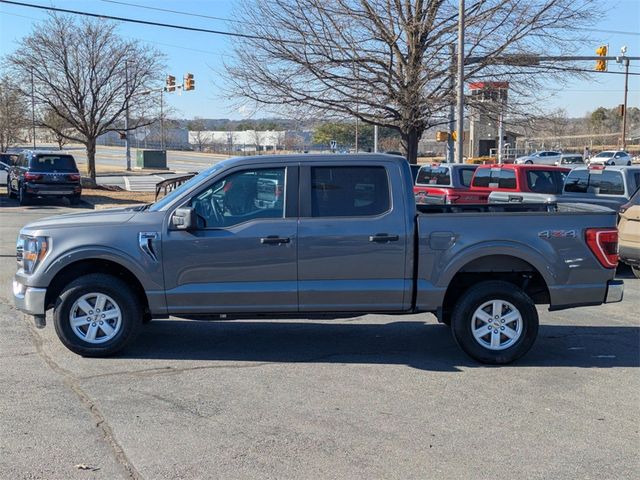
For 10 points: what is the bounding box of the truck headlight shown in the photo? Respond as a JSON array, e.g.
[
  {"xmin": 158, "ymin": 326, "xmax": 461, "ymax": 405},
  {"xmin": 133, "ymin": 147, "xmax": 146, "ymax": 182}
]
[{"xmin": 17, "ymin": 235, "xmax": 50, "ymax": 274}]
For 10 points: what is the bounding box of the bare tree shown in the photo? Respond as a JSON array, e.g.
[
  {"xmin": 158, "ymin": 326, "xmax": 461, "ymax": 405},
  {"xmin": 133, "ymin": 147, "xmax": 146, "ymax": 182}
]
[
  {"xmin": 226, "ymin": 0, "xmax": 597, "ymax": 163},
  {"xmin": 187, "ymin": 118, "xmax": 207, "ymax": 151},
  {"xmin": 42, "ymin": 107, "xmax": 72, "ymax": 150},
  {"xmin": 9, "ymin": 14, "xmax": 164, "ymax": 179},
  {"xmin": 0, "ymin": 75, "xmax": 28, "ymax": 151}
]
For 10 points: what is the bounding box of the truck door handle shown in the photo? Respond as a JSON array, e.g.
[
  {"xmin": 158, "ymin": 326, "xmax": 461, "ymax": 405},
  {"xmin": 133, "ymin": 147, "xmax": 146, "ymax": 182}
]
[
  {"xmin": 369, "ymin": 233, "xmax": 400, "ymax": 243},
  {"xmin": 260, "ymin": 236, "xmax": 290, "ymax": 245}
]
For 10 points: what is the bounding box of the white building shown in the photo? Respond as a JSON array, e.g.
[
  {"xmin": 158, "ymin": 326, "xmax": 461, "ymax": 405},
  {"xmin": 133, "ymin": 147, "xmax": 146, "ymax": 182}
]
[{"xmin": 188, "ymin": 130, "xmax": 286, "ymax": 151}]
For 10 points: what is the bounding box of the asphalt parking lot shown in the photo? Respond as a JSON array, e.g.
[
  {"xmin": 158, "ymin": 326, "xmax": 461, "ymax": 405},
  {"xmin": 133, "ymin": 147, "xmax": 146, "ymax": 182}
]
[{"xmin": 0, "ymin": 195, "xmax": 638, "ymax": 480}]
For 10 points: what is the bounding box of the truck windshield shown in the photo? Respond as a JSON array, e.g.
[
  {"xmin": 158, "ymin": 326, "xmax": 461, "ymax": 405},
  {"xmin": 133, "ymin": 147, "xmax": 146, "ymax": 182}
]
[
  {"xmin": 416, "ymin": 166, "xmax": 451, "ymax": 186},
  {"xmin": 149, "ymin": 164, "xmax": 222, "ymax": 211}
]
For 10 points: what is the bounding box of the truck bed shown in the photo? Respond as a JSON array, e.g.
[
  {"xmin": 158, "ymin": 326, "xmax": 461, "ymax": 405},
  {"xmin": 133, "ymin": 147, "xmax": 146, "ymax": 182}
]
[{"xmin": 416, "ymin": 202, "xmax": 614, "ymax": 215}]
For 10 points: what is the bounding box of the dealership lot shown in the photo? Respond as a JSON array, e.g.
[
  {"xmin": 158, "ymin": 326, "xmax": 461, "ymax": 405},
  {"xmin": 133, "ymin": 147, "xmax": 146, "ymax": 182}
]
[{"xmin": 0, "ymin": 196, "xmax": 638, "ymax": 479}]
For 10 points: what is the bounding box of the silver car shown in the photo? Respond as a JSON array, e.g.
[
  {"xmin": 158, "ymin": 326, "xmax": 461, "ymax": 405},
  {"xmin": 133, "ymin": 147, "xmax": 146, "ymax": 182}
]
[
  {"xmin": 515, "ymin": 151, "xmax": 561, "ymax": 165},
  {"xmin": 588, "ymin": 150, "xmax": 632, "ymax": 166}
]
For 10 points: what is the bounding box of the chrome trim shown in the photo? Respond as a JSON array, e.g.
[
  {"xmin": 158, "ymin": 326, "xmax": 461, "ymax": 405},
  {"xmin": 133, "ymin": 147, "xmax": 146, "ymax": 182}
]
[
  {"xmin": 13, "ymin": 280, "xmax": 47, "ymax": 315},
  {"xmin": 605, "ymin": 280, "xmax": 624, "ymax": 304}
]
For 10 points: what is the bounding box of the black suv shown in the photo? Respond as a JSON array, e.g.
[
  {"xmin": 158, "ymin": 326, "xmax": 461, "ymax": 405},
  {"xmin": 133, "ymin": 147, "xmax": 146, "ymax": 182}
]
[{"xmin": 7, "ymin": 150, "xmax": 82, "ymax": 205}]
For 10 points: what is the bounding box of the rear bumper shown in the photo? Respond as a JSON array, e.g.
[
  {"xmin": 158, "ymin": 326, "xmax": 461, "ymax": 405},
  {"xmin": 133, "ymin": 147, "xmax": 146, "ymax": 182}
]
[
  {"xmin": 604, "ymin": 279, "xmax": 624, "ymax": 304},
  {"xmin": 25, "ymin": 182, "xmax": 81, "ymax": 196},
  {"xmin": 13, "ymin": 279, "xmax": 46, "ymax": 315}
]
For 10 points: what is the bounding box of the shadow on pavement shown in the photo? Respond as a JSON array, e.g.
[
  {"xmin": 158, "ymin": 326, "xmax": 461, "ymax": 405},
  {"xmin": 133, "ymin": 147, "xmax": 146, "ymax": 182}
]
[{"xmin": 120, "ymin": 320, "xmax": 640, "ymax": 371}]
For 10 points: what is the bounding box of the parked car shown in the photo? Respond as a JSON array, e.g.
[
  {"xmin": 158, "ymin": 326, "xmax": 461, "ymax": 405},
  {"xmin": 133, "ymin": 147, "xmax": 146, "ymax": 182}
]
[
  {"xmin": 514, "ymin": 151, "xmax": 562, "ymax": 165},
  {"xmin": 588, "ymin": 150, "xmax": 632, "ymax": 166},
  {"xmin": 413, "ymin": 163, "xmax": 478, "ymax": 204},
  {"xmin": 7, "ymin": 150, "xmax": 82, "ymax": 205},
  {"xmin": 13, "ymin": 154, "xmax": 623, "ymax": 364},
  {"xmin": 618, "ymin": 189, "xmax": 640, "ymax": 278},
  {"xmin": 492, "ymin": 165, "xmax": 640, "ymax": 209},
  {"xmin": 556, "ymin": 153, "xmax": 584, "ymax": 167},
  {"xmin": 468, "ymin": 164, "xmax": 569, "ymax": 203},
  {"xmin": 0, "ymin": 152, "xmax": 19, "ymax": 187}
]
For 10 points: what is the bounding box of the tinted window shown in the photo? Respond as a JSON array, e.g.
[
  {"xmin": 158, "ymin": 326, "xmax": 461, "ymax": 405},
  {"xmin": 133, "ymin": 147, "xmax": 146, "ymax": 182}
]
[
  {"xmin": 311, "ymin": 166, "xmax": 390, "ymax": 217},
  {"xmin": 497, "ymin": 170, "xmax": 516, "ymax": 189},
  {"xmin": 564, "ymin": 170, "xmax": 624, "ymax": 195},
  {"xmin": 564, "ymin": 170, "xmax": 589, "ymax": 193},
  {"xmin": 191, "ymin": 168, "xmax": 285, "ymax": 228},
  {"xmin": 416, "ymin": 166, "xmax": 451, "ymax": 186},
  {"xmin": 459, "ymin": 168, "xmax": 475, "ymax": 187},
  {"xmin": 30, "ymin": 155, "xmax": 77, "ymax": 172},
  {"xmin": 527, "ymin": 171, "xmax": 557, "ymax": 193},
  {"xmin": 471, "ymin": 168, "xmax": 491, "ymax": 187}
]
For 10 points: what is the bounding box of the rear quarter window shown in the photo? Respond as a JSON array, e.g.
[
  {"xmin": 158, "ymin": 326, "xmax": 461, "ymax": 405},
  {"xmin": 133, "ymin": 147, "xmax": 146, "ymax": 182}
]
[
  {"xmin": 497, "ymin": 170, "xmax": 516, "ymax": 189},
  {"xmin": 471, "ymin": 168, "xmax": 491, "ymax": 187}
]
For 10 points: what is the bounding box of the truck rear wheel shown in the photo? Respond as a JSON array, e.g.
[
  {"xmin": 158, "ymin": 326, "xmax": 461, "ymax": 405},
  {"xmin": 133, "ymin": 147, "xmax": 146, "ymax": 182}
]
[
  {"xmin": 53, "ymin": 273, "xmax": 142, "ymax": 357},
  {"xmin": 450, "ymin": 281, "xmax": 538, "ymax": 364}
]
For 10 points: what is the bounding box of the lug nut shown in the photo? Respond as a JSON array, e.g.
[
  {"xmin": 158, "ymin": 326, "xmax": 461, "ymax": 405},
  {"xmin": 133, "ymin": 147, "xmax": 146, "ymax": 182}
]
[
  {"xmin": 89, "ymin": 310, "xmax": 93, "ymax": 314},
  {"xmin": 494, "ymin": 329, "xmax": 498, "ymax": 334},
  {"xmin": 501, "ymin": 326, "xmax": 505, "ymax": 330},
  {"xmin": 92, "ymin": 323, "xmax": 96, "ymax": 327},
  {"xmin": 101, "ymin": 314, "xmax": 105, "ymax": 318},
  {"xmin": 99, "ymin": 321, "xmax": 103, "ymax": 325},
  {"xmin": 501, "ymin": 319, "xmax": 505, "ymax": 323}
]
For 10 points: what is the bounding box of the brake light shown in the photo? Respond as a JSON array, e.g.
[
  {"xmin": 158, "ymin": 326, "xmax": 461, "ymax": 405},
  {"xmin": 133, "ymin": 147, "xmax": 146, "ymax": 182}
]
[
  {"xmin": 68, "ymin": 173, "xmax": 81, "ymax": 181},
  {"xmin": 588, "ymin": 165, "xmax": 605, "ymax": 171},
  {"xmin": 585, "ymin": 228, "xmax": 618, "ymax": 268},
  {"xmin": 24, "ymin": 172, "xmax": 42, "ymax": 181}
]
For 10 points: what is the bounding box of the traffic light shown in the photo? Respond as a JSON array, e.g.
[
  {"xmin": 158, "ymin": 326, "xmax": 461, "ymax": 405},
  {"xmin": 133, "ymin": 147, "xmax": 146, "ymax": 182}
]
[
  {"xmin": 595, "ymin": 45, "xmax": 608, "ymax": 72},
  {"xmin": 436, "ymin": 131, "xmax": 448, "ymax": 142},
  {"xmin": 184, "ymin": 73, "xmax": 194, "ymax": 91},
  {"xmin": 166, "ymin": 75, "xmax": 176, "ymax": 92}
]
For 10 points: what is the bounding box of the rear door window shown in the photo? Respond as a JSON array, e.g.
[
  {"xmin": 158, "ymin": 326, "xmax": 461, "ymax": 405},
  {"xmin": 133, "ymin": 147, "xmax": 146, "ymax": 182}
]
[
  {"xmin": 311, "ymin": 166, "xmax": 390, "ymax": 217},
  {"xmin": 527, "ymin": 171, "xmax": 557, "ymax": 193},
  {"xmin": 471, "ymin": 168, "xmax": 491, "ymax": 187},
  {"xmin": 30, "ymin": 155, "xmax": 77, "ymax": 172}
]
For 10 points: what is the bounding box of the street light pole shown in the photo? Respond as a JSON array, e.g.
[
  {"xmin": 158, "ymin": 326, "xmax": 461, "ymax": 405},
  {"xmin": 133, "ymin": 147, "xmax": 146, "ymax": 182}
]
[
  {"xmin": 160, "ymin": 88, "xmax": 165, "ymax": 151},
  {"xmin": 455, "ymin": 0, "xmax": 465, "ymax": 164},
  {"xmin": 31, "ymin": 67, "xmax": 36, "ymax": 149}
]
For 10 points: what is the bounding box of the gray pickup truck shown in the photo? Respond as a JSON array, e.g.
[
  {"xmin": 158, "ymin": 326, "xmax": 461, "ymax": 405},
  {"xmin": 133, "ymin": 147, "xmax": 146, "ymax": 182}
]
[{"xmin": 13, "ymin": 154, "xmax": 624, "ymax": 364}]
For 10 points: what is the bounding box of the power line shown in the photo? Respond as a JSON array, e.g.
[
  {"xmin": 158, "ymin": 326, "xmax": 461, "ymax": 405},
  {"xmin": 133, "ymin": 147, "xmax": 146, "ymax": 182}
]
[
  {"xmin": 99, "ymin": 0, "xmax": 245, "ymax": 25},
  {"xmin": 0, "ymin": 0, "xmax": 310, "ymax": 45}
]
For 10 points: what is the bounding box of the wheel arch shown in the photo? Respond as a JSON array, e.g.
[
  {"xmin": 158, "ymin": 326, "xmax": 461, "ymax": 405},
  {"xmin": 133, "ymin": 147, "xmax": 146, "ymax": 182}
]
[{"xmin": 45, "ymin": 258, "xmax": 150, "ymax": 318}]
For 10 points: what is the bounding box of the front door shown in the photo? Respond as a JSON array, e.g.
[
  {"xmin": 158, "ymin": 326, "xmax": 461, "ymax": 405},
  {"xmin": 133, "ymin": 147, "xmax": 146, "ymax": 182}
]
[
  {"xmin": 162, "ymin": 165, "xmax": 298, "ymax": 314},
  {"xmin": 297, "ymin": 163, "xmax": 409, "ymax": 312}
]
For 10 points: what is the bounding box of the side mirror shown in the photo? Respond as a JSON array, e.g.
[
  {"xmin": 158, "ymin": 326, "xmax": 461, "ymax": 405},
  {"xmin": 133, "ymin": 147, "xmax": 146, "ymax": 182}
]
[{"xmin": 170, "ymin": 207, "xmax": 196, "ymax": 230}]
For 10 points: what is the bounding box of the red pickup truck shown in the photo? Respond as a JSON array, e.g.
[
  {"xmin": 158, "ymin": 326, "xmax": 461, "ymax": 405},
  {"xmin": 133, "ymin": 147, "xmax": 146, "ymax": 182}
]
[
  {"xmin": 413, "ymin": 163, "xmax": 479, "ymax": 204},
  {"xmin": 464, "ymin": 164, "xmax": 571, "ymax": 203}
]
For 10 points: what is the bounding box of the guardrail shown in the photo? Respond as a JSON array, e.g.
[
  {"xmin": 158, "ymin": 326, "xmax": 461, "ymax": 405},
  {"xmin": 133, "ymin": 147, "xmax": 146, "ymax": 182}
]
[{"xmin": 155, "ymin": 173, "xmax": 197, "ymax": 200}]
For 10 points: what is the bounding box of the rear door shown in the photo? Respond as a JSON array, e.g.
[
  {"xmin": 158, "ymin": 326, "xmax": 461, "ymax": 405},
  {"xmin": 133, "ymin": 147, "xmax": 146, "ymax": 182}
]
[{"xmin": 297, "ymin": 161, "xmax": 410, "ymax": 311}]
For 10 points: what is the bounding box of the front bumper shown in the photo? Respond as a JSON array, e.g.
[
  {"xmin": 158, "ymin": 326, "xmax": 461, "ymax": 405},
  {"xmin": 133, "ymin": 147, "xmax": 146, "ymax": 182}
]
[
  {"xmin": 13, "ymin": 279, "xmax": 46, "ymax": 315},
  {"xmin": 604, "ymin": 279, "xmax": 624, "ymax": 304}
]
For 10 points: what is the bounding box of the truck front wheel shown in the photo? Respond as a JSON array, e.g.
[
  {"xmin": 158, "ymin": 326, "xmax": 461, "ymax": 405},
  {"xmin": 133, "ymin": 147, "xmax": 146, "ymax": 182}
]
[
  {"xmin": 53, "ymin": 273, "xmax": 143, "ymax": 357},
  {"xmin": 450, "ymin": 281, "xmax": 538, "ymax": 364}
]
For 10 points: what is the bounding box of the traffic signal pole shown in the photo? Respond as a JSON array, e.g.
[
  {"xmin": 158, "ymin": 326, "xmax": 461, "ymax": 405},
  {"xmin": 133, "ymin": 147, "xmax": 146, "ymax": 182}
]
[
  {"xmin": 455, "ymin": 0, "xmax": 465, "ymax": 164},
  {"xmin": 621, "ymin": 57, "xmax": 630, "ymax": 150}
]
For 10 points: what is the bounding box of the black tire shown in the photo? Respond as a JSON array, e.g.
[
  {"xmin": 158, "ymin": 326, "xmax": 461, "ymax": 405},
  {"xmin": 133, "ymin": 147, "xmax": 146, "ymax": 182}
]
[
  {"xmin": 53, "ymin": 273, "xmax": 143, "ymax": 357},
  {"xmin": 18, "ymin": 184, "xmax": 31, "ymax": 205},
  {"xmin": 632, "ymin": 266, "xmax": 640, "ymax": 279},
  {"xmin": 69, "ymin": 194, "xmax": 81, "ymax": 205},
  {"xmin": 627, "ymin": 161, "xmax": 632, "ymax": 166},
  {"xmin": 525, "ymin": 160, "xmax": 533, "ymax": 164},
  {"xmin": 450, "ymin": 280, "xmax": 539, "ymax": 364}
]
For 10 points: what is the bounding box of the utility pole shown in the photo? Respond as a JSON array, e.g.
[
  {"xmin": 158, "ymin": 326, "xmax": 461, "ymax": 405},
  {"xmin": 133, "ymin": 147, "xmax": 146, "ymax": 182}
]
[
  {"xmin": 455, "ymin": 0, "xmax": 465, "ymax": 164},
  {"xmin": 160, "ymin": 88, "xmax": 165, "ymax": 151},
  {"xmin": 621, "ymin": 55, "xmax": 630, "ymax": 150},
  {"xmin": 30, "ymin": 67, "xmax": 36, "ymax": 149},
  {"xmin": 497, "ymin": 111, "xmax": 504, "ymax": 163},
  {"xmin": 447, "ymin": 44, "xmax": 456, "ymax": 163},
  {"xmin": 374, "ymin": 125, "xmax": 378, "ymax": 153},
  {"xmin": 124, "ymin": 60, "xmax": 131, "ymax": 171}
]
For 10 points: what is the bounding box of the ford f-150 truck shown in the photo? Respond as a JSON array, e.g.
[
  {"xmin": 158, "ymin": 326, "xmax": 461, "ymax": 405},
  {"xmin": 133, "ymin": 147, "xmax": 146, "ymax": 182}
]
[{"xmin": 13, "ymin": 154, "xmax": 624, "ymax": 364}]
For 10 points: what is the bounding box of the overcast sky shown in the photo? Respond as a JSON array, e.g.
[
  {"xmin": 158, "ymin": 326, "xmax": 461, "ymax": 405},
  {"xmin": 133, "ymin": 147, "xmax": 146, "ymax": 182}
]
[{"xmin": 1, "ymin": 0, "xmax": 638, "ymax": 120}]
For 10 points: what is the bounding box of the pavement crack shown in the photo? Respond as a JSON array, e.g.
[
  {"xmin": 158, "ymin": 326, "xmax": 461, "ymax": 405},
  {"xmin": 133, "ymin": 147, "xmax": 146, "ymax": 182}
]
[{"xmin": 26, "ymin": 321, "xmax": 143, "ymax": 480}]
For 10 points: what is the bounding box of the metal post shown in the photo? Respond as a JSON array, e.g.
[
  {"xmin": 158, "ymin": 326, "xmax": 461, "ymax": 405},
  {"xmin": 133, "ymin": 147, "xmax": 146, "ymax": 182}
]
[
  {"xmin": 30, "ymin": 68, "xmax": 36, "ymax": 149},
  {"xmin": 455, "ymin": 0, "xmax": 465, "ymax": 163},
  {"xmin": 355, "ymin": 116, "xmax": 359, "ymax": 153},
  {"xmin": 497, "ymin": 111, "xmax": 504, "ymax": 164},
  {"xmin": 447, "ymin": 44, "xmax": 456, "ymax": 163},
  {"xmin": 124, "ymin": 61, "xmax": 131, "ymax": 171},
  {"xmin": 160, "ymin": 88, "xmax": 165, "ymax": 151},
  {"xmin": 621, "ymin": 57, "xmax": 629, "ymax": 150},
  {"xmin": 374, "ymin": 125, "xmax": 378, "ymax": 153}
]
